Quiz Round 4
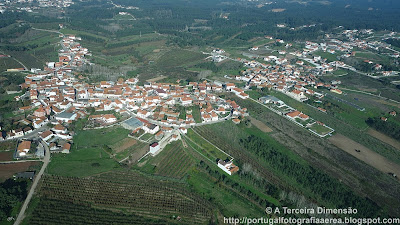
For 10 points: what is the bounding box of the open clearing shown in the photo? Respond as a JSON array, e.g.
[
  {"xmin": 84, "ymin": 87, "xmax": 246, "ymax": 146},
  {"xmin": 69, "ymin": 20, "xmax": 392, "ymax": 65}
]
[
  {"xmin": 249, "ymin": 116, "xmax": 273, "ymax": 132},
  {"xmin": 271, "ymin": 8, "xmax": 286, "ymax": 12},
  {"xmin": 329, "ymin": 134, "xmax": 400, "ymax": 176},
  {"xmin": 368, "ymin": 129, "xmax": 400, "ymax": 150},
  {"xmin": 0, "ymin": 161, "xmax": 39, "ymax": 181},
  {"xmin": 146, "ymin": 75, "xmax": 167, "ymax": 82}
]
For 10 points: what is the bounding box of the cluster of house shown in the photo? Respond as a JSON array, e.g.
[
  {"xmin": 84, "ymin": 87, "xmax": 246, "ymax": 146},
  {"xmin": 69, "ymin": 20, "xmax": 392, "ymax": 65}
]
[
  {"xmin": 0, "ymin": 0, "xmax": 73, "ymax": 13},
  {"xmin": 6, "ymin": 34, "xmax": 94, "ymax": 157},
  {"xmin": 259, "ymin": 95, "xmax": 334, "ymax": 137},
  {"xmin": 124, "ymin": 80, "xmax": 247, "ymax": 127},
  {"xmin": 234, "ymin": 65, "xmax": 329, "ymax": 102}
]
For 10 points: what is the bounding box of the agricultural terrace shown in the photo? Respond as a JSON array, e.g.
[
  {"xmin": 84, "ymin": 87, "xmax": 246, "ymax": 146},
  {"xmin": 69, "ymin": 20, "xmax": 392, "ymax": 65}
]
[{"xmin": 26, "ymin": 171, "xmax": 213, "ymax": 224}]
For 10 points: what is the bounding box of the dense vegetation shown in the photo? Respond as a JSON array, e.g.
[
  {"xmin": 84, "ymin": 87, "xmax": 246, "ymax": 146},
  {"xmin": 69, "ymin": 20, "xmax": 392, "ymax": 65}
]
[
  {"xmin": 0, "ymin": 179, "xmax": 28, "ymax": 220},
  {"xmin": 385, "ymin": 38, "xmax": 400, "ymax": 49}
]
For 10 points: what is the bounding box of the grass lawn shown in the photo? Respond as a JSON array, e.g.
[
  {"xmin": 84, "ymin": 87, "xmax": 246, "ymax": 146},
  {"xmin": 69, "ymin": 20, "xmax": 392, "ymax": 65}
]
[
  {"xmin": 47, "ymin": 126, "xmax": 130, "ymax": 177},
  {"xmin": 309, "ymin": 123, "xmax": 333, "ymax": 136},
  {"xmin": 47, "ymin": 147, "xmax": 119, "ymax": 177},
  {"xmin": 314, "ymin": 50, "xmax": 339, "ymax": 62},
  {"xmin": 73, "ymin": 126, "xmax": 130, "ymax": 149}
]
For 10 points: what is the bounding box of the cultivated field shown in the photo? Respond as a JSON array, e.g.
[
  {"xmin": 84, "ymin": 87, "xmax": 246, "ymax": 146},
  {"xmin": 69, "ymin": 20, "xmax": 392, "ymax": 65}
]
[
  {"xmin": 139, "ymin": 141, "xmax": 193, "ymax": 179},
  {"xmin": 109, "ymin": 137, "xmax": 137, "ymax": 153},
  {"xmin": 27, "ymin": 171, "xmax": 214, "ymax": 224},
  {"xmin": 0, "ymin": 162, "xmax": 39, "ymax": 181},
  {"xmin": 249, "ymin": 116, "xmax": 273, "ymax": 132},
  {"xmin": 329, "ymin": 134, "xmax": 400, "ymax": 176}
]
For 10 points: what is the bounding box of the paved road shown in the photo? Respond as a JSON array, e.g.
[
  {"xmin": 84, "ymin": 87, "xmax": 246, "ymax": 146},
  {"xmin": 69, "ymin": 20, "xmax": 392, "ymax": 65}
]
[
  {"xmin": 0, "ymin": 124, "xmax": 48, "ymax": 143},
  {"xmin": 14, "ymin": 140, "xmax": 50, "ymax": 225}
]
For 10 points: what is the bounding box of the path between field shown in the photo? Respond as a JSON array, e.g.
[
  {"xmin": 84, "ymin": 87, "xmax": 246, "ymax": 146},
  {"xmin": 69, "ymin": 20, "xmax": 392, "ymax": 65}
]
[
  {"xmin": 14, "ymin": 140, "xmax": 50, "ymax": 225},
  {"xmin": 329, "ymin": 134, "xmax": 400, "ymax": 177},
  {"xmin": 367, "ymin": 129, "xmax": 400, "ymax": 150}
]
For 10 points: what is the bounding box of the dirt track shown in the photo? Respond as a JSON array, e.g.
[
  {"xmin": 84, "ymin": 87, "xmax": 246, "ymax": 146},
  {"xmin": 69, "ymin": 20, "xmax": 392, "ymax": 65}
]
[
  {"xmin": 329, "ymin": 134, "xmax": 400, "ymax": 176},
  {"xmin": 368, "ymin": 129, "xmax": 400, "ymax": 150}
]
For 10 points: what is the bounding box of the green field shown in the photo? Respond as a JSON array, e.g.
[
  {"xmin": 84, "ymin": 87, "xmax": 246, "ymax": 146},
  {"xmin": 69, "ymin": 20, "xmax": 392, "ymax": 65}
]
[
  {"xmin": 309, "ymin": 123, "xmax": 333, "ymax": 136},
  {"xmin": 47, "ymin": 126, "xmax": 130, "ymax": 177},
  {"xmin": 186, "ymin": 129, "xmax": 231, "ymax": 161},
  {"xmin": 47, "ymin": 147, "xmax": 119, "ymax": 177},
  {"xmin": 73, "ymin": 126, "xmax": 130, "ymax": 149}
]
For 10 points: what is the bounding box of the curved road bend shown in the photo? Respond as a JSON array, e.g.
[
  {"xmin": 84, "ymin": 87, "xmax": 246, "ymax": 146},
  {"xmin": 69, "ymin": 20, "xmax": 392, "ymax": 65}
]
[{"xmin": 14, "ymin": 140, "xmax": 50, "ymax": 225}]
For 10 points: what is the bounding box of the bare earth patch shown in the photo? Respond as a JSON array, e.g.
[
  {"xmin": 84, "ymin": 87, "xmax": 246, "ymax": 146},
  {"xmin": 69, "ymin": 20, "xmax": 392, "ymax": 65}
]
[
  {"xmin": 110, "ymin": 138, "xmax": 137, "ymax": 153},
  {"xmin": 146, "ymin": 75, "xmax": 167, "ymax": 82},
  {"xmin": 271, "ymin": 8, "xmax": 286, "ymax": 12},
  {"xmin": 0, "ymin": 151, "xmax": 14, "ymax": 161},
  {"xmin": 368, "ymin": 129, "xmax": 400, "ymax": 150},
  {"xmin": 329, "ymin": 134, "xmax": 400, "ymax": 176},
  {"xmin": 249, "ymin": 116, "xmax": 273, "ymax": 132},
  {"xmin": 0, "ymin": 162, "xmax": 39, "ymax": 181}
]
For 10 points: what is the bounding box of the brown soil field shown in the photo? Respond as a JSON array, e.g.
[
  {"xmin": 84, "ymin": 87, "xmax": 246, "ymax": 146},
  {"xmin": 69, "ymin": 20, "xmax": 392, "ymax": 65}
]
[
  {"xmin": 146, "ymin": 75, "xmax": 167, "ymax": 82},
  {"xmin": 329, "ymin": 134, "xmax": 400, "ymax": 176},
  {"xmin": 0, "ymin": 151, "xmax": 14, "ymax": 161},
  {"xmin": 249, "ymin": 116, "xmax": 273, "ymax": 132},
  {"xmin": 0, "ymin": 161, "xmax": 39, "ymax": 181},
  {"xmin": 368, "ymin": 129, "xmax": 400, "ymax": 150},
  {"xmin": 110, "ymin": 138, "xmax": 137, "ymax": 153}
]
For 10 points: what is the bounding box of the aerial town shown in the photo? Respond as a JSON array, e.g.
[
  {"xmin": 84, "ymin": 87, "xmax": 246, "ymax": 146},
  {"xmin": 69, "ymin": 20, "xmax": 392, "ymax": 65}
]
[
  {"xmin": 1, "ymin": 0, "xmax": 400, "ymax": 224},
  {"xmin": 3, "ymin": 33, "xmax": 247, "ymax": 176}
]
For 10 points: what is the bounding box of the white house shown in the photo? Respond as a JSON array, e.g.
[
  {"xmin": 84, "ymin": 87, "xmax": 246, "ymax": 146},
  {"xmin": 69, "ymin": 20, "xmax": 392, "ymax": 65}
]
[
  {"xmin": 217, "ymin": 159, "xmax": 239, "ymax": 175},
  {"xmin": 149, "ymin": 142, "xmax": 160, "ymax": 155}
]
